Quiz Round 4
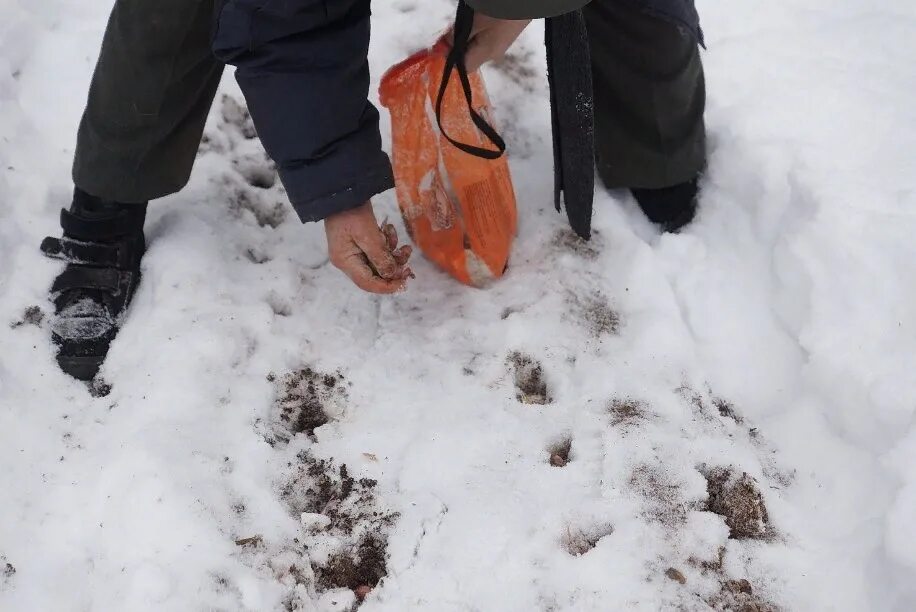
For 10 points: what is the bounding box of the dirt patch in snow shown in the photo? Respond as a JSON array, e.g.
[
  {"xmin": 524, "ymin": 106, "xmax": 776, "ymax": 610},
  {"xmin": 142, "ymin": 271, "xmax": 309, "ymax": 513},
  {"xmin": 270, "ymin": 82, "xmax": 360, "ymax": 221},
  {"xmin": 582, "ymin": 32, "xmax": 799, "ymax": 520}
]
[
  {"xmin": 679, "ymin": 387, "xmax": 747, "ymax": 427},
  {"xmin": 509, "ymin": 352, "xmax": 552, "ymax": 405},
  {"xmin": 629, "ymin": 464, "xmax": 691, "ymax": 526},
  {"xmin": 88, "ymin": 378, "xmax": 112, "ymax": 398},
  {"xmin": 561, "ymin": 523, "xmax": 614, "ymax": 556},
  {"xmin": 279, "ymin": 453, "xmax": 394, "ymax": 533},
  {"xmin": 568, "ymin": 290, "xmax": 620, "ymax": 336},
  {"xmin": 703, "ymin": 467, "xmax": 770, "ymax": 540},
  {"xmin": 712, "ymin": 397, "xmax": 744, "ymax": 424},
  {"xmin": 287, "ymin": 452, "xmax": 396, "ymax": 603},
  {"xmin": 314, "ymin": 533, "xmax": 389, "ymax": 595},
  {"xmin": 609, "ymin": 397, "xmax": 649, "ymax": 426},
  {"xmin": 548, "ymin": 437, "xmax": 572, "ymax": 467},
  {"xmin": 708, "ymin": 578, "xmax": 781, "ymax": 611},
  {"xmin": 234, "ymin": 451, "xmax": 397, "ymax": 608},
  {"xmin": 9, "ymin": 305, "xmax": 43, "ymax": 329},
  {"xmin": 1, "ymin": 557, "xmax": 15, "ymax": 590},
  {"xmin": 551, "ymin": 228, "xmax": 600, "ymax": 259},
  {"xmin": 269, "ymin": 368, "xmax": 347, "ymax": 442}
]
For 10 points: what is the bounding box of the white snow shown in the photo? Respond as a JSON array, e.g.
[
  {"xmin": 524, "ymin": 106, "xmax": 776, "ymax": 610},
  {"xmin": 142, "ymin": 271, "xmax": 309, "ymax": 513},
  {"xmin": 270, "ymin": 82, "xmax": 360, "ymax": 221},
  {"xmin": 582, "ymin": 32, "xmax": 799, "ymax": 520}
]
[{"xmin": 2, "ymin": 0, "xmax": 916, "ymax": 610}]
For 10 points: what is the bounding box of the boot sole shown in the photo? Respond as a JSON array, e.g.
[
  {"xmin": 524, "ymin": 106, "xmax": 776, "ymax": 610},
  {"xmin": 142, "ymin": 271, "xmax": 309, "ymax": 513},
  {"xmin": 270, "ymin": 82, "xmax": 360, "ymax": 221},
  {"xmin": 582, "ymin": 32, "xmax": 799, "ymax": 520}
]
[{"xmin": 57, "ymin": 355, "xmax": 103, "ymax": 382}]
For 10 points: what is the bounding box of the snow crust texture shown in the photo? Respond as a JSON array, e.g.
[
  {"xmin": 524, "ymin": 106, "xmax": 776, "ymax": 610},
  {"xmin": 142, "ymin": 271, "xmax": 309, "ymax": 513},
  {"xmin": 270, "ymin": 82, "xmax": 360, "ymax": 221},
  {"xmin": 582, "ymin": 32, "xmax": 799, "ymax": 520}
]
[{"xmin": 1, "ymin": 0, "xmax": 915, "ymax": 611}]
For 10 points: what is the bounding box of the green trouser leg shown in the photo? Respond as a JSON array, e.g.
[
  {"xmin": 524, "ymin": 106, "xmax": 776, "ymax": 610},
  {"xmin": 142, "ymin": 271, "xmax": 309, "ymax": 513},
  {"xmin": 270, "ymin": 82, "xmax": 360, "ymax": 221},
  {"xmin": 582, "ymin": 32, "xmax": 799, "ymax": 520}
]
[
  {"xmin": 583, "ymin": 0, "xmax": 706, "ymax": 189},
  {"xmin": 72, "ymin": 0, "xmax": 223, "ymax": 203}
]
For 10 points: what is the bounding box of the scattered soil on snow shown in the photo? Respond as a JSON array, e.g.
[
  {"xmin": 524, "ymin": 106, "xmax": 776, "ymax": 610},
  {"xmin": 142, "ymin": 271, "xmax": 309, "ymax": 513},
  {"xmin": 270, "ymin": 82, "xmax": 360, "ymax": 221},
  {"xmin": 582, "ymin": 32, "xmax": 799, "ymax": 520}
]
[
  {"xmin": 280, "ymin": 452, "xmax": 394, "ymax": 534},
  {"xmin": 1, "ymin": 557, "xmax": 15, "ymax": 590},
  {"xmin": 629, "ymin": 464, "xmax": 690, "ymax": 526},
  {"xmin": 237, "ymin": 451, "xmax": 398, "ymax": 608},
  {"xmin": 9, "ymin": 305, "xmax": 43, "ymax": 329},
  {"xmin": 708, "ymin": 578, "xmax": 781, "ymax": 612},
  {"xmin": 270, "ymin": 368, "xmax": 347, "ymax": 440},
  {"xmin": 712, "ymin": 397, "xmax": 744, "ymax": 424},
  {"xmin": 289, "ymin": 453, "xmax": 396, "ymax": 603},
  {"xmin": 704, "ymin": 467, "xmax": 770, "ymax": 540},
  {"xmin": 508, "ymin": 352, "xmax": 552, "ymax": 405},
  {"xmin": 609, "ymin": 397, "xmax": 649, "ymax": 426},
  {"xmin": 680, "ymin": 387, "xmax": 746, "ymax": 427},
  {"xmin": 568, "ymin": 290, "xmax": 620, "ymax": 336},
  {"xmin": 551, "ymin": 228, "xmax": 600, "ymax": 259}
]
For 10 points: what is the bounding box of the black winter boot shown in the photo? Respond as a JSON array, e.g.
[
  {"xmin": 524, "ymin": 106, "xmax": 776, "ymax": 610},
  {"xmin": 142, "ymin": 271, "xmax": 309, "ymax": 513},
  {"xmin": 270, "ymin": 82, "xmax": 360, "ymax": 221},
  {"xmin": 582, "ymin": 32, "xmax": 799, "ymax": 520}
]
[
  {"xmin": 631, "ymin": 177, "xmax": 699, "ymax": 233},
  {"xmin": 40, "ymin": 188, "xmax": 147, "ymax": 381}
]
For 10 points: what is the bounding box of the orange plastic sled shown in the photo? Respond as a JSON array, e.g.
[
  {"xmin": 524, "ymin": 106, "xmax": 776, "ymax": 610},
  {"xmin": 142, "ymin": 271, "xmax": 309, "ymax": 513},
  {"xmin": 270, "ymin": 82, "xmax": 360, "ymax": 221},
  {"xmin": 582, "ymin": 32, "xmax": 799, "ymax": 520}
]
[{"xmin": 379, "ymin": 42, "xmax": 518, "ymax": 287}]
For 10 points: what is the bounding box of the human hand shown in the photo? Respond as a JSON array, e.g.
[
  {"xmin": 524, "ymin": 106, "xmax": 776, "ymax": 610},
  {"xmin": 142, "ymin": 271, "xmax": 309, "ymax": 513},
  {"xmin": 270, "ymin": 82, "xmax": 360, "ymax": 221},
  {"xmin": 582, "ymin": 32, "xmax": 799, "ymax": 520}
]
[{"xmin": 324, "ymin": 202, "xmax": 413, "ymax": 294}]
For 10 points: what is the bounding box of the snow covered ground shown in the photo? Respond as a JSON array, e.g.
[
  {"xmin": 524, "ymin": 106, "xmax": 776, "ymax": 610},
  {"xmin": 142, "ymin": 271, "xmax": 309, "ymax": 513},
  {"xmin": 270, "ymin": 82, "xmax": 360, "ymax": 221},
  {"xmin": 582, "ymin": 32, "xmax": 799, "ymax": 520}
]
[{"xmin": 2, "ymin": 0, "xmax": 915, "ymax": 610}]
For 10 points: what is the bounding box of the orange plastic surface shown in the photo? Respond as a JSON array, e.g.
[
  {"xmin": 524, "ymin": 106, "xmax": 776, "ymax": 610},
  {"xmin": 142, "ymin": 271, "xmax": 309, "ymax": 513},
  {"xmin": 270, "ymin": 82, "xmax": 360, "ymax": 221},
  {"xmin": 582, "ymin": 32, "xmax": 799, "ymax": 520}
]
[{"xmin": 379, "ymin": 44, "xmax": 518, "ymax": 287}]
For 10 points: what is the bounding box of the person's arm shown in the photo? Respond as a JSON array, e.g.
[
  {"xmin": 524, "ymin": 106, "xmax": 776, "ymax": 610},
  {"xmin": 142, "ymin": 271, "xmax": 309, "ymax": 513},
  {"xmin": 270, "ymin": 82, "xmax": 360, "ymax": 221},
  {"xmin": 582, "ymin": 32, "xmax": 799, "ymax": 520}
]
[
  {"xmin": 447, "ymin": 0, "xmax": 592, "ymax": 72},
  {"xmin": 213, "ymin": 0, "xmax": 411, "ymax": 293},
  {"xmin": 467, "ymin": 0, "xmax": 590, "ymax": 19}
]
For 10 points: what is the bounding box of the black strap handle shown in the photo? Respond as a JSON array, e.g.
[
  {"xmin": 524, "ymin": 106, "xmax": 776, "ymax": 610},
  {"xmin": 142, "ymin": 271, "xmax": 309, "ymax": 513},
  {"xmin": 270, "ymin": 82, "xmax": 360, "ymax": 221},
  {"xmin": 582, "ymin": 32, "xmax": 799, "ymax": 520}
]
[{"xmin": 435, "ymin": 1, "xmax": 506, "ymax": 160}]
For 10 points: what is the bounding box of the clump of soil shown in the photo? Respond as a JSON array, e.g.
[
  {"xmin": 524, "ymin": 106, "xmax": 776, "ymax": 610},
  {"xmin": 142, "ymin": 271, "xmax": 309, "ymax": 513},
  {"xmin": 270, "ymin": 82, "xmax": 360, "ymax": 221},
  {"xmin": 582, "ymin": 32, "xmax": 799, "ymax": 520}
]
[
  {"xmin": 88, "ymin": 378, "xmax": 112, "ymax": 398},
  {"xmin": 548, "ymin": 438, "xmax": 572, "ymax": 467},
  {"xmin": 551, "ymin": 228, "xmax": 599, "ymax": 259},
  {"xmin": 665, "ymin": 567, "xmax": 687, "ymax": 584},
  {"xmin": 10, "ymin": 305, "xmax": 43, "ymax": 329},
  {"xmin": 629, "ymin": 465, "xmax": 690, "ymax": 526},
  {"xmin": 704, "ymin": 467, "xmax": 769, "ymax": 539},
  {"xmin": 314, "ymin": 533, "xmax": 389, "ymax": 594},
  {"xmin": 708, "ymin": 578, "xmax": 781, "ymax": 612},
  {"xmin": 271, "ymin": 368, "xmax": 347, "ymax": 439},
  {"xmin": 508, "ymin": 352, "xmax": 552, "ymax": 405},
  {"xmin": 609, "ymin": 398, "xmax": 648, "ymax": 426},
  {"xmin": 561, "ymin": 523, "xmax": 613, "ymax": 556}
]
